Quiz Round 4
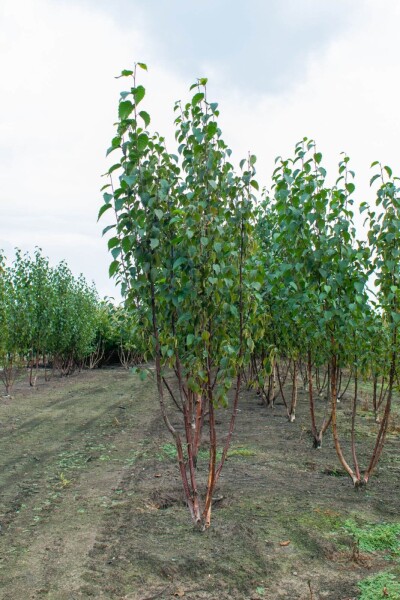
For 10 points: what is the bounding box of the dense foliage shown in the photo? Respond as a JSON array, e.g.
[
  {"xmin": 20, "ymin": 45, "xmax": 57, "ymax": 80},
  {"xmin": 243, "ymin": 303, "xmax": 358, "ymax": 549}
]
[
  {"xmin": 101, "ymin": 63, "xmax": 263, "ymax": 527},
  {"xmin": 0, "ymin": 249, "xmax": 144, "ymax": 393},
  {"xmin": 102, "ymin": 65, "xmax": 399, "ymax": 527}
]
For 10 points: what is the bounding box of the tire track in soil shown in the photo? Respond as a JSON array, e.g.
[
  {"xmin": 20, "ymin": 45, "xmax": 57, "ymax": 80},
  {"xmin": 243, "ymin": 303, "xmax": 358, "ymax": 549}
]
[
  {"xmin": 74, "ymin": 386, "xmax": 400, "ymax": 600},
  {"xmin": 1, "ymin": 372, "xmax": 399, "ymax": 599},
  {"xmin": 77, "ymin": 419, "xmax": 171, "ymax": 600},
  {"xmin": 0, "ymin": 369, "xmax": 158, "ymax": 600}
]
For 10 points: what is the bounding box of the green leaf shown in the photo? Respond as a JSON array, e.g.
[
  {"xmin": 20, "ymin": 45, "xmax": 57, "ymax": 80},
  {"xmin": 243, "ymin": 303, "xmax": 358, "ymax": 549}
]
[
  {"xmin": 121, "ymin": 237, "xmax": 131, "ymax": 253},
  {"xmin": 98, "ymin": 203, "xmax": 112, "ymax": 220},
  {"xmin": 370, "ymin": 173, "xmax": 381, "ymax": 187},
  {"xmin": 108, "ymin": 163, "xmax": 121, "ymax": 175},
  {"xmin": 108, "ymin": 237, "xmax": 120, "ymax": 250},
  {"xmin": 186, "ymin": 334, "xmax": 195, "ymax": 346},
  {"xmin": 139, "ymin": 110, "xmax": 151, "ymax": 127},
  {"xmin": 192, "ymin": 92, "xmax": 204, "ymax": 106},
  {"xmin": 137, "ymin": 62, "xmax": 148, "ymax": 71},
  {"xmin": 106, "ymin": 136, "xmax": 122, "ymax": 157},
  {"xmin": 173, "ymin": 257, "xmax": 186, "ymax": 270},
  {"xmin": 109, "ymin": 260, "xmax": 119, "ymax": 277},
  {"xmin": 213, "ymin": 264, "xmax": 221, "ymax": 274},
  {"xmin": 117, "ymin": 69, "xmax": 133, "ymax": 78},
  {"xmin": 137, "ymin": 133, "xmax": 148, "ymax": 152},
  {"xmin": 354, "ymin": 281, "xmax": 364, "ymax": 294},
  {"xmin": 384, "ymin": 165, "xmax": 392, "ymax": 178},
  {"xmin": 133, "ymin": 85, "xmax": 146, "ymax": 105},
  {"xmin": 102, "ymin": 224, "xmax": 116, "ymax": 235},
  {"xmin": 150, "ymin": 238, "xmax": 159, "ymax": 249},
  {"xmin": 247, "ymin": 338, "xmax": 255, "ymax": 352},
  {"xmin": 119, "ymin": 100, "xmax": 134, "ymax": 120},
  {"xmin": 250, "ymin": 180, "xmax": 259, "ymax": 191},
  {"xmin": 314, "ymin": 152, "xmax": 322, "ymax": 164},
  {"xmin": 207, "ymin": 122, "xmax": 218, "ymax": 137},
  {"xmin": 122, "ymin": 174, "xmax": 137, "ymax": 187}
]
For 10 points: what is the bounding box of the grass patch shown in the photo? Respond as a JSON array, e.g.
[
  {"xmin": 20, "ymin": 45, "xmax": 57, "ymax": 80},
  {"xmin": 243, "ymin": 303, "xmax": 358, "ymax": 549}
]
[
  {"xmin": 358, "ymin": 572, "xmax": 400, "ymax": 599},
  {"xmin": 343, "ymin": 520, "xmax": 400, "ymax": 556},
  {"xmin": 159, "ymin": 443, "xmax": 256, "ymax": 461},
  {"xmin": 160, "ymin": 443, "xmax": 179, "ymax": 460},
  {"xmin": 228, "ymin": 446, "xmax": 256, "ymax": 458},
  {"xmin": 160, "ymin": 443, "xmax": 223, "ymax": 461},
  {"xmin": 298, "ymin": 507, "xmax": 345, "ymax": 533},
  {"xmin": 57, "ymin": 450, "xmax": 87, "ymax": 471}
]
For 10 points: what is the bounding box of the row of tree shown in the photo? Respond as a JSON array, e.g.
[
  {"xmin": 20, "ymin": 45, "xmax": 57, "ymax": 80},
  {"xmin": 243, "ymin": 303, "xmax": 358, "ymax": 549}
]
[
  {"xmin": 254, "ymin": 141, "xmax": 398, "ymax": 487},
  {"xmin": 0, "ymin": 249, "xmax": 145, "ymax": 394},
  {"xmin": 102, "ymin": 64, "xmax": 400, "ymax": 529}
]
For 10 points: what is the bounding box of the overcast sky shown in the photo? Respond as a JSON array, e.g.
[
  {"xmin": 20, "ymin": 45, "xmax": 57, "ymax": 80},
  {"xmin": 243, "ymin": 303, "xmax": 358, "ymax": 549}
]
[{"xmin": 1, "ymin": 0, "xmax": 399, "ymax": 300}]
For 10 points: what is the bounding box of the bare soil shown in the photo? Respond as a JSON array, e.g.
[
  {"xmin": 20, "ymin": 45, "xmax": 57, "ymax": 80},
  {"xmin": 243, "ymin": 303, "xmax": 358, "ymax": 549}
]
[{"xmin": 0, "ymin": 368, "xmax": 399, "ymax": 600}]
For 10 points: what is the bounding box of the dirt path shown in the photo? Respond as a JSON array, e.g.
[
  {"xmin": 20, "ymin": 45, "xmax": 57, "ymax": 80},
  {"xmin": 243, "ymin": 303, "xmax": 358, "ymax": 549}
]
[
  {"xmin": 0, "ymin": 369, "xmax": 158, "ymax": 599},
  {"xmin": 0, "ymin": 369, "xmax": 399, "ymax": 599}
]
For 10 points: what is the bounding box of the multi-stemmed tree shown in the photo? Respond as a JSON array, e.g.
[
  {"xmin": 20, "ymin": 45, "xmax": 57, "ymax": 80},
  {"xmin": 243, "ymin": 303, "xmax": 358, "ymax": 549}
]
[{"xmin": 101, "ymin": 64, "xmax": 260, "ymax": 528}]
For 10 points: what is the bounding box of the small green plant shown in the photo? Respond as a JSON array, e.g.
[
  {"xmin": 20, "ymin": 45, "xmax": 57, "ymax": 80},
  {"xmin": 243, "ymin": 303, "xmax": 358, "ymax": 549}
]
[
  {"xmin": 343, "ymin": 520, "xmax": 400, "ymax": 556},
  {"xmin": 58, "ymin": 472, "xmax": 71, "ymax": 488},
  {"xmin": 227, "ymin": 446, "xmax": 256, "ymax": 458},
  {"xmin": 255, "ymin": 586, "xmax": 265, "ymax": 596},
  {"xmin": 161, "ymin": 443, "xmax": 178, "ymax": 460},
  {"xmin": 160, "ymin": 443, "xmax": 255, "ymax": 462},
  {"xmin": 57, "ymin": 450, "xmax": 86, "ymax": 471},
  {"xmin": 358, "ymin": 572, "xmax": 400, "ymax": 599}
]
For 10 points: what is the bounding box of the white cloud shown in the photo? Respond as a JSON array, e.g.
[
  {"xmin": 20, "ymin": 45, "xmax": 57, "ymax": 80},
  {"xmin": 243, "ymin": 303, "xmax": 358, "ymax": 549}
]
[
  {"xmin": 215, "ymin": 0, "xmax": 400, "ymax": 221},
  {"xmin": 1, "ymin": 0, "xmax": 399, "ymax": 299},
  {"xmin": 0, "ymin": 0, "xmax": 149, "ymax": 297}
]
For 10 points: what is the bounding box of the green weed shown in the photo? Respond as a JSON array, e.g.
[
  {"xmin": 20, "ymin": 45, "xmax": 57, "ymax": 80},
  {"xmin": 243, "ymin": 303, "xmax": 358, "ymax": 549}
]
[
  {"xmin": 227, "ymin": 447, "xmax": 256, "ymax": 457},
  {"xmin": 358, "ymin": 572, "xmax": 400, "ymax": 599},
  {"xmin": 343, "ymin": 520, "xmax": 400, "ymax": 556},
  {"xmin": 161, "ymin": 443, "xmax": 177, "ymax": 460},
  {"xmin": 57, "ymin": 450, "xmax": 86, "ymax": 471},
  {"xmin": 159, "ymin": 443, "xmax": 255, "ymax": 461},
  {"xmin": 298, "ymin": 507, "xmax": 345, "ymax": 533}
]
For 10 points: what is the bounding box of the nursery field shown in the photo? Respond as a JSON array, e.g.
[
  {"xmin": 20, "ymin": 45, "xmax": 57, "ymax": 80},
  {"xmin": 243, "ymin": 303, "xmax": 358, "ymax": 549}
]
[{"xmin": 0, "ymin": 368, "xmax": 399, "ymax": 600}]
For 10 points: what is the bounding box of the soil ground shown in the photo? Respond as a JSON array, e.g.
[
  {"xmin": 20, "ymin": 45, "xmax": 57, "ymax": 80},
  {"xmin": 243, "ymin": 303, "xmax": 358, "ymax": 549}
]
[{"xmin": 0, "ymin": 367, "xmax": 399, "ymax": 600}]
